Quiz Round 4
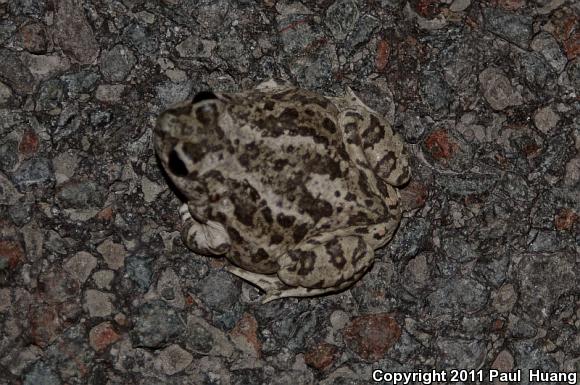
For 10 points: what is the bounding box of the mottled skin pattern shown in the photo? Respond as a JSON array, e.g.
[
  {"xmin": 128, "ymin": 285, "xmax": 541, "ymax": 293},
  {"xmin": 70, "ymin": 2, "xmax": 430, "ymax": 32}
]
[{"xmin": 154, "ymin": 80, "xmax": 410, "ymax": 303}]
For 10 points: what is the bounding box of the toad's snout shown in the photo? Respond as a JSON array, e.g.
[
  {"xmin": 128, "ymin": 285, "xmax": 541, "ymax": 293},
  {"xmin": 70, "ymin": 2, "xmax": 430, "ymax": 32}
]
[{"xmin": 155, "ymin": 111, "xmax": 177, "ymax": 138}]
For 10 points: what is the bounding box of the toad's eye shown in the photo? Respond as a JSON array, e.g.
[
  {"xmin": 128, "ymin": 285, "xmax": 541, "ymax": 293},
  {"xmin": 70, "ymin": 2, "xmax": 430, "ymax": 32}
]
[
  {"xmin": 193, "ymin": 91, "xmax": 218, "ymax": 104},
  {"xmin": 168, "ymin": 149, "xmax": 188, "ymax": 176}
]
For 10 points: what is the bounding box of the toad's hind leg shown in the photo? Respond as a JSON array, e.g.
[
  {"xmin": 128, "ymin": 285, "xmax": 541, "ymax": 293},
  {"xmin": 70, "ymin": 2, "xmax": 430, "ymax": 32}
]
[
  {"xmin": 179, "ymin": 203, "xmax": 231, "ymax": 255},
  {"xmin": 226, "ymin": 265, "xmax": 365, "ymax": 304},
  {"xmin": 272, "ymin": 235, "xmax": 375, "ymax": 302},
  {"xmin": 225, "ymin": 235, "xmax": 375, "ymax": 303},
  {"xmin": 338, "ymin": 96, "xmax": 411, "ymax": 187}
]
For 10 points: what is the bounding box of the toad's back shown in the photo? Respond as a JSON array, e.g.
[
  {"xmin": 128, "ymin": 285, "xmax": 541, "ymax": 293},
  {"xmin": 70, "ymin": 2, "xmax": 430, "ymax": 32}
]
[{"xmin": 198, "ymin": 88, "xmax": 393, "ymax": 273}]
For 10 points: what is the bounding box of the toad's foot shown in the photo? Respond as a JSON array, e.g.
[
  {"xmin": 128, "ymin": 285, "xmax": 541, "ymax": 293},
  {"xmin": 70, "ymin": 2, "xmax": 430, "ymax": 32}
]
[
  {"xmin": 225, "ymin": 265, "xmax": 286, "ymax": 303},
  {"xmin": 226, "ymin": 265, "xmax": 346, "ymax": 304}
]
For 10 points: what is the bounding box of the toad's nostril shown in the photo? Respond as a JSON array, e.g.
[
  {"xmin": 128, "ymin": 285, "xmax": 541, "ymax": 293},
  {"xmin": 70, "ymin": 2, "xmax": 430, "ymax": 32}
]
[
  {"xmin": 193, "ymin": 91, "xmax": 218, "ymax": 104},
  {"xmin": 168, "ymin": 149, "xmax": 188, "ymax": 177}
]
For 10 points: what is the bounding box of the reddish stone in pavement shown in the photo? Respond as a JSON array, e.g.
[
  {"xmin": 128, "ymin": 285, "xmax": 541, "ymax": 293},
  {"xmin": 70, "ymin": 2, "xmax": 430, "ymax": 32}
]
[
  {"xmin": 230, "ymin": 312, "xmax": 261, "ymax": 357},
  {"xmin": 304, "ymin": 342, "xmax": 339, "ymax": 371},
  {"xmin": 53, "ymin": 0, "xmax": 99, "ymax": 64},
  {"xmin": 19, "ymin": 130, "xmax": 39, "ymax": 156},
  {"xmin": 563, "ymin": 32, "xmax": 579, "ymax": 60},
  {"xmin": 425, "ymin": 130, "xmax": 458, "ymax": 160},
  {"xmin": 30, "ymin": 305, "xmax": 62, "ymax": 348},
  {"xmin": 495, "ymin": 0, "xmax": 525, "ymax": 10},
  {"xmin": 375, "ymin": 39, "xmax": 390, "ymax": 72},
  {"xmin": 551, "ymin": 15, "xmax": 579, "ymax": 60},
  {"xmin": 96, "ymin": 206, "xmax": 114, "ymax": 221},
  {"xmin": 414, "ymin": 0, "xmax": 441, "ymax": 18},
  {"xmin": 18, "ymin": 23, "xmax": 48, "ymax": 54},
  {"xmin": 400, "ymin": 181, "xmax": 428, "ymax": 211},
  {"xmin": 491, "ymin": 318, "xmax": 505, "ymax": 332},
  {"xmin": 555, "ymin": 208, "xmax": 578, "ymax": 231},
  {"xmin": 89, "ymin": 321, "xmax": 120, "ymax": 352},
  {"xmin": 560, "ymin": 16, "xmax": 579, "ymax": 60},
  {"xmin": 0, "ymin": 240, "xmax": 25, "ymax": 269},
  {"xmin": 343, "ymin": 313, "xmax": 401, "ymax": 361}
]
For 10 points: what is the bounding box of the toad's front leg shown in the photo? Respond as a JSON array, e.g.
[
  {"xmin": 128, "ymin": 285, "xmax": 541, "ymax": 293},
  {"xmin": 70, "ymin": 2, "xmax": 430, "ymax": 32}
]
[{"xmin": 179, "ymin": 203, "xmax": 231, "ymax": 255}]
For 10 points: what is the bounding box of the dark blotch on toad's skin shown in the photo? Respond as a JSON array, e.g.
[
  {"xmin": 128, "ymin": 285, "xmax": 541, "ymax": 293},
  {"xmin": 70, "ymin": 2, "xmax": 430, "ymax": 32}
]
[
  {"xmin": 231, "ymin": 194, "xmax": 258, "ymax": 227},
  {"xmin": 256, "ymin": 116, "xmax": 284, "ymax": 137},
  {"xmin": 352, "ymin": 238, "xmax": 368, "ymax": 265},
  {"xmin": 326, "ymin": 238, "xmax": 347, "ymax": 269},
  {"xmin": 293, "ymin": 223, "xmax": 309, "ymax": 243},
  {"xmin": 362, "ymin": 115, "xmax": 386, "ymax": 148},
  {"xmin": 270, "ymin": 233, "xmax": 284, "ymax": 244},
  {"xmin": 227, "ymin": 226, "xmax": 243, "ymax": 243},
  {"xmin": 260, "ymin": 206, "xmax": 273, "ymax": 224},
  {"xmin": 277, "ymin": 213, "xmax": 296, "ymax": 228},
  {"xmin": 279, "ymin": 108, "xmax": 299, "ymax": 122},
  {"xmin": 347, "ymin": 211, "xmax": 371, "ymax": 226},
  {"xmin": 344, "ymin": 192, "xmax": 356, "ymax": 201},
  {"xmin": 354, "ymin": 226, "xmax": 368, "ymax": 234},
  {"xmin": 375, "ymin": 179, "xmax": 390, "ymax": 197},
  {"xmin": 238, "ymin": 153, "xmax": 250, "ymax": 167},
  {"xmin": 274, "ymin": 158, "xmax": 289, "ymax": 171},
  {"xmin": 357, "ymin": 172, "xmax": 374, "ymax": 199},
  {"xmin": 182, "ymin": 141, "xmax": 208, "ymax": 163},
  {"xmin": 287, "ymin": 249, "xmax": 316, "ymax": 276},
  {"xmin": 304, "ymin": 154, "xmax": 342, "ymax": 179},
  {"xmin": 395, "ymin": 163, "xmax": 411, "ymax": 185},
  {"xmin": 298, "ymin": 192, "xmax": 333, "ymax": 223},
  {"xmin": 343, "ymin": 123, "xmax": 359, "ymax": 145},
  {"xmin": 322, "ymin": 117, "xmax": 337, "ymax": 134},
  {"xmin": 252, "ymin": 248, "xmax": 270, "ymax": 263}
]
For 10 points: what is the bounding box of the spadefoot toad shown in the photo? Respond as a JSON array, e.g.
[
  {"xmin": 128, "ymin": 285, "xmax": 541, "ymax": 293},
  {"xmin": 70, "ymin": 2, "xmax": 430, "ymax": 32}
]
[{"xmin": 154, "ymin": 80, "xmax": 410, "ymax": 303}]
